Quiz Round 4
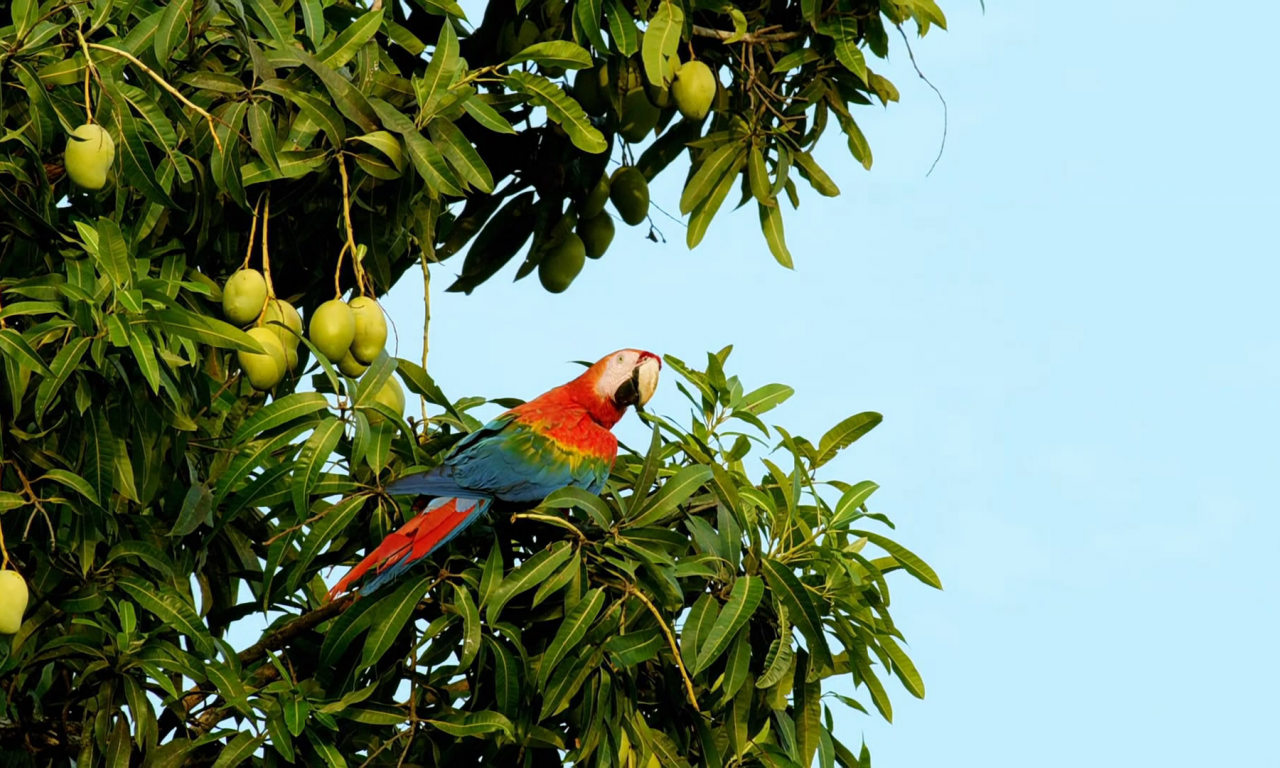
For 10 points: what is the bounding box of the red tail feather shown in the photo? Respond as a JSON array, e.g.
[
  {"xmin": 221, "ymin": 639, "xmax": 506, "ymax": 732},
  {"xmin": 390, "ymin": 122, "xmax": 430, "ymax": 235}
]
[{"xmin": 326, "ymin": 498, "xmax": 467, "ymax": 601}]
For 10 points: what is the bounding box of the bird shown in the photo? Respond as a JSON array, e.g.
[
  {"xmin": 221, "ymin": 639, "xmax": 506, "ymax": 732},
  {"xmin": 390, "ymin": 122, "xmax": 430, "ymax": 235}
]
[{"xmin": 327, "ymin": 349, "xmax": 662, "ymax": 600}]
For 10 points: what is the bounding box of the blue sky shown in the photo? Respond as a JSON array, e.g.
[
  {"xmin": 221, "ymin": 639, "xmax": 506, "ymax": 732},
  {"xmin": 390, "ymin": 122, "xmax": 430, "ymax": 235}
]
[{"xmin": 371, "ymin": 0, "xmax": 1280, "ymax": 764}]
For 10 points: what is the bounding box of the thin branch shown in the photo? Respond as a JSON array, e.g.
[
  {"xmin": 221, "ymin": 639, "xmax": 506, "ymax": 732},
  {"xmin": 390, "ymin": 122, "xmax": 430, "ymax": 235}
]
[
  {"xmin": 628, "ymin": 586, "xmax": 700, "ymax": 712},
  {"xmin": 692, "ymin": 25, "xmax": 805, "ymax": 44},
  {"xmin": 895, "ymin": 24, "xmax": 948, "ymax": 177},
  {"xmin": 85, "ymin": 43, "xmax": 223, "ymax": 151}
]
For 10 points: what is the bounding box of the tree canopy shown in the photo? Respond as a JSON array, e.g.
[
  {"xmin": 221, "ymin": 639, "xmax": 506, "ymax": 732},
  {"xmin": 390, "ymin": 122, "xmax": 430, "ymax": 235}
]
[{"xmin": 0, "ymin": 0, "xmax": 948, "ymax": 764}]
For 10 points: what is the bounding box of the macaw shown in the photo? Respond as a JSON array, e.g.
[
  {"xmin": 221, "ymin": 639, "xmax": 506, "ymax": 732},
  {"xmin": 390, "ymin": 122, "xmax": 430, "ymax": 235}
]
[{"xmin": 327, "ymin": 349, "xmax": 662, "ymax": 600}]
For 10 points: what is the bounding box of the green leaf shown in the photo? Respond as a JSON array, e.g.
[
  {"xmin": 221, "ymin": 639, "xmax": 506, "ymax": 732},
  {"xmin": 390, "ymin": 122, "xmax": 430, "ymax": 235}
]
[
  {"xmin": 116, "ymin": 577, "xmax": 216, "ymax": 657},
  {"xmin": 575, "ymin": 0, "xmax": 607, "ymax": 52},
  {"xmin": 105, "ymin": 716, "xmax": 131, "ymax": 767},
  {"xmin": 211, "ymin": 732, "xmax": 267, "ymax": 768},
  {"xmin": 820, "ymin": 16, "xmax": 867, "ymax": 83},
  {"xmin": 233, "ymin": 392, "xmax": 331, "ymax": 443},
  {"xmin": 504, "ymin": 71, "xmax": 606, "ymax": 154},
  {"xmin": 680, "ymin": 143, "xmax": 741, "ymax": 215},
  {"xmin": 403, "ymin": 130, "xmax": 465, "ymax": 196},
  {"xmin": 295, "ymin": 494, "xmax": 366, "ymax": 583},
  {"xmin": 93, "ymin": 217, "xmax": 133, "ymax": 289},
  {"xmin": 693, "ymin": 576, "xmax": 763, "ymax": 674},
  {"xmin": 832, "ymin": 481, "xmax": 878, "ymax": 526},
  {"xmin": 292, "ymin": 417, "xmax": 344, "ymax": 518},
  {"xmin": 756, "ymin": 636, "xmax": 794, "ymax": 689},
  {"xmin": 484, "ymin": 635, "xmax": 521, "ymax": 715},
  {"xmin": 148, "ymin": 308, "xmax": 265, "ymax": 353},
  {"xmin": 758, "ymin": 202, "xmax": 793, "ymax": 268},
  {"xmin": 350, "ymin": 131, "xmax": 405, "ymax": 172},
  {"xmin": 816, "ymin": 412, "xmax": 883, "ymax": 466},
  {"xmin": 168, "ymin": 482, "xmax": 212, "ymax": 537},
  {"xmin": 748, "ymin": 146, "xmax": 775, "ymax": 206},
  {"xmin": 542, "ymin": 486, "xmax": 612, "ymax": 528},
  {"xmin": 39, "ymin": 468, "xmax": 99, "ymax": 506},
  {"xmin": 508, "ymin": 41, "xmax": 593, "ymax": 70},
  {"xmin": 320, "ymin": 8, "xmax": 384, "ymax": 68},
  {"xmin": 837, "ymin": 111, "xmax": 873, "ymax": 171},
  {"xmin": 214, "ymin": 424, "xmax": 311, "ymax": 504},
  {"xmin": 295, "ymin": 49, "xmax": 379, "ymax": 133},
  {"xmin": 854, "ymin": 655, "xmax": 893, "ymax": 723},
  {"xmin": 794, "ymin": 655, "xmax": 823, "ymax": 766},
  {"xmin": 83, "ymin": 412, "xmax": 116, "ymax": 508},
  {"xmin": 104, "ymin": 541, "xmax": 177, "ymax": 579},
  {"xmin": 453, "ymin": 582, "xmax": 482, "ymax": 672},
  {"xmin": 10, "ymin": 0, "xmax": 38, "ymax": 38},
  {"xmin": 687, "ymin": 147, "xmax": 747, "ymax": 249},
  {"xmin": 154, "ymin": 0, "xmax": 193, "ymax": 64},
  {"xmin": 849, "ymin": 530, "xmax": 942, "ymax": 590},
  {"xmin": 539, "ymin": 646, "xmax": 602, "ymax": 720},
  {"xmin": 681, "ymin": 592, "xmax": 718, "ymax": 669},
  {"xmin": 801, "ymin": 0, "xmax": 818, "ymax": 26},
  {"xmin": 760, "ymin": 559, "xmax": 834, "ymax": 671},
  {"xmin": 361, "ymin": 572, "xmax": 433, "ymax": 667},
  {"xmin": 737, "ymin": 383, "xmax": 793, "ymax": 415},
  {"xmin": 419, "ymin": 21, "xmax": 458, "ymax": 117},
  {"xmin": 247, "ymin": 102, "xmax": 280, "ymax": 172},
  {"xmin": 605, "ymin": 0, "xmax": 639, "ymax": 56},
  {"xmin": 300, "ymin": 0, "xmax": 325, "ymax": 44},
  {"xmin": 772, "ymin": 49, "xmax": 821, "ymax": 73},
  {"xmin": 604, "ymin": 627, "xmax": 662, "ymax": 667},
  {"xmin": 487, "ymin": 541, "xmax": 573, "ymax": 622},
  {"xmin": 793, "ymin": 151, "xmax": 841, "ymax": 197},
  {"xmin": 428, "ymin": 119, "xmax": 494, "ymax": 193},
  {"xmin": 318, "ymin": 593, "xmax": 382, "ymax": 669},
  {"xmin": 426, "ymin": 711, "xmax": 515, "ymax": 738},
  {"xmin": 462, "ymin": 97, "xmax": 516, "ymax": 134},
  {"xmin": 719, "ymin": 626, "xmax": 752, "ymax": 701},
  {"xmin": 537, "ymin": 587, "xmax": 605, "ymax": 690},
  {"xmin": 878, "ymin": 634, "xmax": 925, "ymax": 698},
  {"xmin": 628, "ymin": 465, "xmax": 712, "ymax": 528},
  {"xmin": 247, "ymin": 0, "xmax": 293, "ymax": 44},
  {"xmin": 642, "ymin": 1, "xmax": 684, "ymax": 88},
  {"xmin": 0, "ymin": 328, "xmax": 50, "ymax": 376}
]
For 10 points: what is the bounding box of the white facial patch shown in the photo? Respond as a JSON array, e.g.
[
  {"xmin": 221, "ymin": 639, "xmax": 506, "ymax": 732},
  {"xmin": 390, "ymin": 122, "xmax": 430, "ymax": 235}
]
[{"xmin": 594, "ymin": 350, "xmax": 640, "ymax": 403}]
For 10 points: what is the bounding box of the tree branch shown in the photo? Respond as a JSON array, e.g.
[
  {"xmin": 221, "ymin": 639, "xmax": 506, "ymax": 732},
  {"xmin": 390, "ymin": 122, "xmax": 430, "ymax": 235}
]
[{"xmin": 692, "ymin": 25, "xmax": 805, "ymax": 44}]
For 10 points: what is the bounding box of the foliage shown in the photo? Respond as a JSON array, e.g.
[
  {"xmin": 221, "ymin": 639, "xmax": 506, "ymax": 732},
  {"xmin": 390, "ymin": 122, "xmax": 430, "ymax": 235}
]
[
  {"xmin": 1, "ymin": 0, "xmax": 947, "ymax": 298},
  {"xmin": 0, "ymin": 0, "xmax": 949, "ymax": 763}
]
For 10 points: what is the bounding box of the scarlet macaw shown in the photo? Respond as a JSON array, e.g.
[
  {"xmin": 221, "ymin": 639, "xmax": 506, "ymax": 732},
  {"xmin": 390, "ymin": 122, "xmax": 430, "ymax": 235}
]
[{"xmin": 328, "ymin": 349, "xmax": 662, "ymax": 599}]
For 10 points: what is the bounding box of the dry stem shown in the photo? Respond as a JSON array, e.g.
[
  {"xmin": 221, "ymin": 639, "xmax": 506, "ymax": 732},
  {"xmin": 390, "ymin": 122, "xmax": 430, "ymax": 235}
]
[
  {"xmin": 336, "ymin": 154, "xmax": 367, "ymax": 296},
  {"xmin": 86, "ymin": 43, "xmax": 223, "ymax": 151},
  {"xmin": 629, "ymin": 586, "xmax": 700, "ymax": 711},
  {"xmin": 692, "ymin": 25, "xmax": 804, "ymax": 44}
]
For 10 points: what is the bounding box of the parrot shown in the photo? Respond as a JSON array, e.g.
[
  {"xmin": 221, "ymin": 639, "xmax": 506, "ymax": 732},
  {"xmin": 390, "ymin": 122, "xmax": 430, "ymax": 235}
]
[{"xmin": 327, "ymin": 348, "xmax": 662, "ymax": 600}]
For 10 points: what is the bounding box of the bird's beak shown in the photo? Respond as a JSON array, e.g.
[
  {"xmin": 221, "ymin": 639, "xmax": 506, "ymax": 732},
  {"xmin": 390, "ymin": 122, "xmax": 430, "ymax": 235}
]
[
  {"xmin": 635, "ymin": 356, "xmax": 660, "ymax": 407},
  {"xmin": 613, "ymin": 356, "xmax": 661, "ymax": 411}
]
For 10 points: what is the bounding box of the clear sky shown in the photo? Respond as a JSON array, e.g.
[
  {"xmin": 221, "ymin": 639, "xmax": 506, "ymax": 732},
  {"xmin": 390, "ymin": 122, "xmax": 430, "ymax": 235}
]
[{"xmin": 371, "ymin": 0, "xmax": 1280, "ymax": 765}]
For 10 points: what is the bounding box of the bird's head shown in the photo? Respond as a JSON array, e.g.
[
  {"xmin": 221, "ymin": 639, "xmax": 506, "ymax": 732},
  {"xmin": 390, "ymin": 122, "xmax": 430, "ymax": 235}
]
[{"xmin": 583, "ymin": 349, "xmax": 662, "ymax": 415}]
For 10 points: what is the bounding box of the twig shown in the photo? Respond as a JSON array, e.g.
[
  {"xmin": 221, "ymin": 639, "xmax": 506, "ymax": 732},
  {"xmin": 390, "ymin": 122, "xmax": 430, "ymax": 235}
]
[
  {"xmin": 10, "ymin": 462, "xmax": 54, "ymax": 546},
  {"xmin": 895, "ymin": 24, "xmax": 948, "ymax": 177},
  {"xmin": 336, "ymin": 154, "xmax": 367, "ymax": 296},
  {"xmin": 692, "ymin": 25, "xmax": 804, "ymax": 44},
  {"xmin": 242, "ymin": 196, "xmax": 261, "ymax": 270},
  {"xmin": 628, "ymin": 585, "xmax": 700, "ymax": 712},
  {"xmin": 76, "ymin": 31, "xmax": 94, "ymax": 123},
  {"xmin": 418, "ymin": 205, "xmax": 434, "ymax": 430},
  {"xmin": 86, "ymin": 43, "xmax": 223, "ymax": 151}
]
